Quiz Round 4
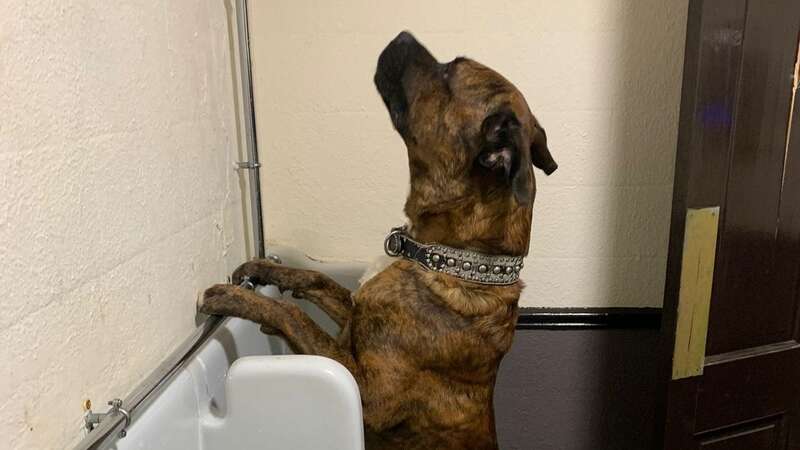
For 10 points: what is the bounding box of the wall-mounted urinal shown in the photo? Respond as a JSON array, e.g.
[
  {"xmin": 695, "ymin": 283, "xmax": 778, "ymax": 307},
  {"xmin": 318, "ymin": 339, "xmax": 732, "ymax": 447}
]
[
  {"xmin": 106, "ymin": 271, "xmax": 365, "ymax": 450},
  {"xmin": 202, "ymin": 355, "xmax": 363, "ymax": 450}
]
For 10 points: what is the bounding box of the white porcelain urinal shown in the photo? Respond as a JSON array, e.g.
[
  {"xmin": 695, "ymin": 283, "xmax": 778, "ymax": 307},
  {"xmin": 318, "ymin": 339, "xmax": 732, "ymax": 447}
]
[
  {"xmin": 202, "ymin": 355, "xmax": 364, "ymax": 450},
  {"xmin": 109, "ymin": 253, "xmax": 366, "ymax": 450},
  {"xmin": 111, "ymin": 290, "xmax": 364, "ymax": 450}
]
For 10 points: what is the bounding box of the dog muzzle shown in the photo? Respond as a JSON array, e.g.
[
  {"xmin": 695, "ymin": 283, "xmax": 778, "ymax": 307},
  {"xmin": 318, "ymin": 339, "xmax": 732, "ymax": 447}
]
[{"xmin": 383, "ymin": 226, "xmax": 523, "ymax": 286}]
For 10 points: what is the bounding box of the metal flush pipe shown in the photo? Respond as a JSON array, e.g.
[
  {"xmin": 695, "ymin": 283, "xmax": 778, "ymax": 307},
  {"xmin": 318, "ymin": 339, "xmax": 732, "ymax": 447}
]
[{"xmin": 234, "ymin": 0, "xmax": 266, "ymax": 259}]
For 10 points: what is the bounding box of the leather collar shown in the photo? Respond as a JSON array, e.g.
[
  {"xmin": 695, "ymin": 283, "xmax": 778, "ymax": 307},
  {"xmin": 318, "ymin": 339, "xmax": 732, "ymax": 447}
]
[{"xmin": 383, "ymin": 226, "xmax": 523, "ymax": 285}]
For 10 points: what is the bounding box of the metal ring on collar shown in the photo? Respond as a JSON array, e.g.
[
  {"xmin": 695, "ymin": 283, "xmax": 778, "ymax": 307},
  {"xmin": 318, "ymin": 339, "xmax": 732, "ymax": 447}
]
[{"xmin": 384, "ymin": 228, "xmax": 406, "ymax": 257}]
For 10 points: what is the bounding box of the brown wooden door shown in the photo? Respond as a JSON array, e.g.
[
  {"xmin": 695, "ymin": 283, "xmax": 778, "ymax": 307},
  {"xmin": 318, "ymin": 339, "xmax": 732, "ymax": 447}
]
[{"xmin": 658, "ymin": 0, "xmax": 800, "ymax": 449}]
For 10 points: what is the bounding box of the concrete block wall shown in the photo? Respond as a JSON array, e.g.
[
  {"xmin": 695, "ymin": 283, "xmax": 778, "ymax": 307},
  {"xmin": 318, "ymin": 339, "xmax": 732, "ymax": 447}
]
[
  {"xmin": 250, "ymin": 0, "xmax": 688, "ymax": 308},
  {"xmin": 0, "ymin": 1, "xmax": 247, "ymax": 448}
]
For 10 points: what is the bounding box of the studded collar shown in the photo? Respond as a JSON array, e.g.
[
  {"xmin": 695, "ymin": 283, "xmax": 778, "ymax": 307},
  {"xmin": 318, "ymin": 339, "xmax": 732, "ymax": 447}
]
[{"xmin": 383, "ymin": 226, "xmax": 524, "ymax": 286}]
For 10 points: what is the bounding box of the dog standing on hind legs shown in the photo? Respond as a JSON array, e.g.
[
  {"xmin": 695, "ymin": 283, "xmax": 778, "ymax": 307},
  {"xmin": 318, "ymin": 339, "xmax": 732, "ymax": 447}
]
[{"xmin": 199, "ymin": 31, "xmax": 557, "ymax": 450}]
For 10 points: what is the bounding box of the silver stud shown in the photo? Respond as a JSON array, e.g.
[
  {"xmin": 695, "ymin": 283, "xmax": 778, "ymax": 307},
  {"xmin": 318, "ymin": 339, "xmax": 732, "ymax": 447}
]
[
  {"xmin": 446, "ymin": 258, "xmax": 456, "ymax": 267},
  {"xmin": 431, "ymin": 254, "xmax": 441, "ymax": 263},
  {"xmin": 505, "ymin": 266, "xmax": 513, "ymax": 274},
  {"xmin": 462, "ymin": 261, "xmax": 472, "ymax": 271},
  {"xmin": 514, "ymin": 265, "xmax": 521, "ymax": 272},
  {"xmin": 493, "ymin": 266, "xmax": 502, "ymax": 274},
  {"xmin": 478, "ymin": 264, "xmax": 488, "ymax": 273}
]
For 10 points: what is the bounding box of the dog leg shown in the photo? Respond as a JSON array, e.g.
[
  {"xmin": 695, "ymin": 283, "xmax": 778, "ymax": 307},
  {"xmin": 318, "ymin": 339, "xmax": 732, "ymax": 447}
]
[
  {"xmin": 199, "ymin": 284, "xmax": 358, "ymax": 374},
  {"xmin": 232, "ymin": 260, "xmax": 353, "ymax": 327}
]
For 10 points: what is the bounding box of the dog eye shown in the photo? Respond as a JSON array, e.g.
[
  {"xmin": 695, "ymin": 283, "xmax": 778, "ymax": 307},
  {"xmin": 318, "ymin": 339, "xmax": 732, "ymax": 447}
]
[
  {"xmin": 442, "ymin": 62, "xmax": 453, "ymax": 79},
  {"xmin": 443, "ymin": 58, "xmax": 465, "ymax": 79},
  {"xmin": 485, "ymin": 115, "xmax": 519, "ymax": 143}
]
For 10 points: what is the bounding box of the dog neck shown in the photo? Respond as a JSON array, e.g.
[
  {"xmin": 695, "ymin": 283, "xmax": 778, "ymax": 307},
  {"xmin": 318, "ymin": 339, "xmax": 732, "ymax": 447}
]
[{"xmin": 405, "ymin": 195, "xmax": 533, "ymax": 257}]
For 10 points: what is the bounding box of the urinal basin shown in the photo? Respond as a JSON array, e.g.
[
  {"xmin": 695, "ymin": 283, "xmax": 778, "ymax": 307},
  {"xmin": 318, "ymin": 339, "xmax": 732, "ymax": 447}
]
[
  {"xmin": 106, "ymin": 250, "xmax": 367, "ymax": 450},
  {"xmin": 202, "ymin": 354, "xmax": 364, "ymax": 450},
  {"xmin": 110, "ymin": 290, "xmax": 364, "ymax": 450}
]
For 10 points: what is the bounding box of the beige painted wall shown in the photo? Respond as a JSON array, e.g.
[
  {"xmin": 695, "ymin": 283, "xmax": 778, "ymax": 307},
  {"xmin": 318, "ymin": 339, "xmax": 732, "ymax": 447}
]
[
  {"xmin": 251, "ymin": 0, "xmax": 688, "ymax": 308},
  {"xmin": 0, "ymin": 1, "xmax": 248, "ymax": 448}
]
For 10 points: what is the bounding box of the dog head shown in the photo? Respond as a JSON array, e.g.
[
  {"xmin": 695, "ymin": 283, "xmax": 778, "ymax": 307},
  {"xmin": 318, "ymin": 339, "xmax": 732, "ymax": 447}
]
[{"xmin": 374, "ymin": 32, "xmax": 556, "ymax": 254}]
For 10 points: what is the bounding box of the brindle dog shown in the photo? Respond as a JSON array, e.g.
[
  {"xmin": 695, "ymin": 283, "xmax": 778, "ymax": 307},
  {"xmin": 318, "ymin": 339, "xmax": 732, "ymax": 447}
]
[{"xmin": 198, "ymin": 31, "xmax": 557, "ymax": 450}]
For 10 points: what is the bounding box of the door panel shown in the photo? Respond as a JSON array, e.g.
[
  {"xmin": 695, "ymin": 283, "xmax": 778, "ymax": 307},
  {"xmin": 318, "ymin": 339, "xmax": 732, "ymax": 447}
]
[
  {"xmin": 700, "ymin": 418, "xmax": 782, "ymax": 450},
  {"xmin": 696, "ymin": 345, "xmax": 800, "ymax": 431},
  {"xmin": 684, "ymin": 0, "xmax": 746, "ymax": 209},
  {"xmin": 660, "ymin": 0, "xmax": 800, "ymax": 448},
  {"xmin": 707, "ymin": 0, "xmax": 800, "ymax": 355}
]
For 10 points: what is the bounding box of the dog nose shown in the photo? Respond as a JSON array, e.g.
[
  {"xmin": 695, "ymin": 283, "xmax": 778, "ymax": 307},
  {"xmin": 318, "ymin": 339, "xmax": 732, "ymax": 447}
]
[
  {"xmin": 394, "ymin": 31, "xmax": 416, "ymax": 45},
  {"xmin": 376, "ymin": 31, "xmax": 437, "ymax": 84},
  {"xmin": 388, "ymin": 31, "xmax": 424, "ymax": 57}
]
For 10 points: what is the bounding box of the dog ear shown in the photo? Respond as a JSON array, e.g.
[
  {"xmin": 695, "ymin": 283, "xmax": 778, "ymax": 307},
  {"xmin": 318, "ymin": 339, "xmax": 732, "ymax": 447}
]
[
  {"xmin": 531, "ymin": 123, "xmax": 557, "ymax": 175},
  {"xmin": 480, "ymin": 111, "xmax": 533, "ymax": 205}
]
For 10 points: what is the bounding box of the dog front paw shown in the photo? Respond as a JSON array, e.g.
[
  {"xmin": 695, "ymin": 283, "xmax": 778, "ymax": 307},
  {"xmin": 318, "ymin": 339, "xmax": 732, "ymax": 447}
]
[
  {"xmin": 232, "ymin": 260, "xmax": 279, "ymax": 286},
  {"xmin": 198, "ymin": 283, "xmax": 240, "ymax": 317},
  {"xmin": 198, "ymin": 283, "xmax": 284, "ymax": 329}
]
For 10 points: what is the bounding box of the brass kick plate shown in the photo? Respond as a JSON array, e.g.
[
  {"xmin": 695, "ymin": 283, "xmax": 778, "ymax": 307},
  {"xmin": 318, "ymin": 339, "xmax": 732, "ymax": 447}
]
[{"xmin": 672, "ymin": 207, "xmax": 720, "ymax": 380}]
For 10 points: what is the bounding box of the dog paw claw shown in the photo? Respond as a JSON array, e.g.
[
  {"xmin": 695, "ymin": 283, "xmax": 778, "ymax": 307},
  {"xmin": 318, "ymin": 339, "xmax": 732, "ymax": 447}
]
[{"xmin": 259, "ymin": 324, "xmax": 281, "ymax": 335}]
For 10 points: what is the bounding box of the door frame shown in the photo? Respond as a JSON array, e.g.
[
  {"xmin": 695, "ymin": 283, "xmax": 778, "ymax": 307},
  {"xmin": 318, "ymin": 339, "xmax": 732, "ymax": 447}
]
[{"xmin": 652, "ymin": 0, "xmax": 704, "ymax": 444}]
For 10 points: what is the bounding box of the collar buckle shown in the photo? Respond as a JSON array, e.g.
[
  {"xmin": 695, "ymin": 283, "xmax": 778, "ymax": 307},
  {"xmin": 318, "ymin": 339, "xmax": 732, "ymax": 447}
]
[{"xmin": 383, "ymin": 226, "xmax": 407, "ymax": 257}]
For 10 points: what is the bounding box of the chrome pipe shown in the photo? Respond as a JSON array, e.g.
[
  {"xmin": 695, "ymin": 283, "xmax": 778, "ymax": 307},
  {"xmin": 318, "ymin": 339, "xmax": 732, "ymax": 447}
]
[{"xmin": 235, "ymin": 0, "xmax": 265, "ymax": 259}]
